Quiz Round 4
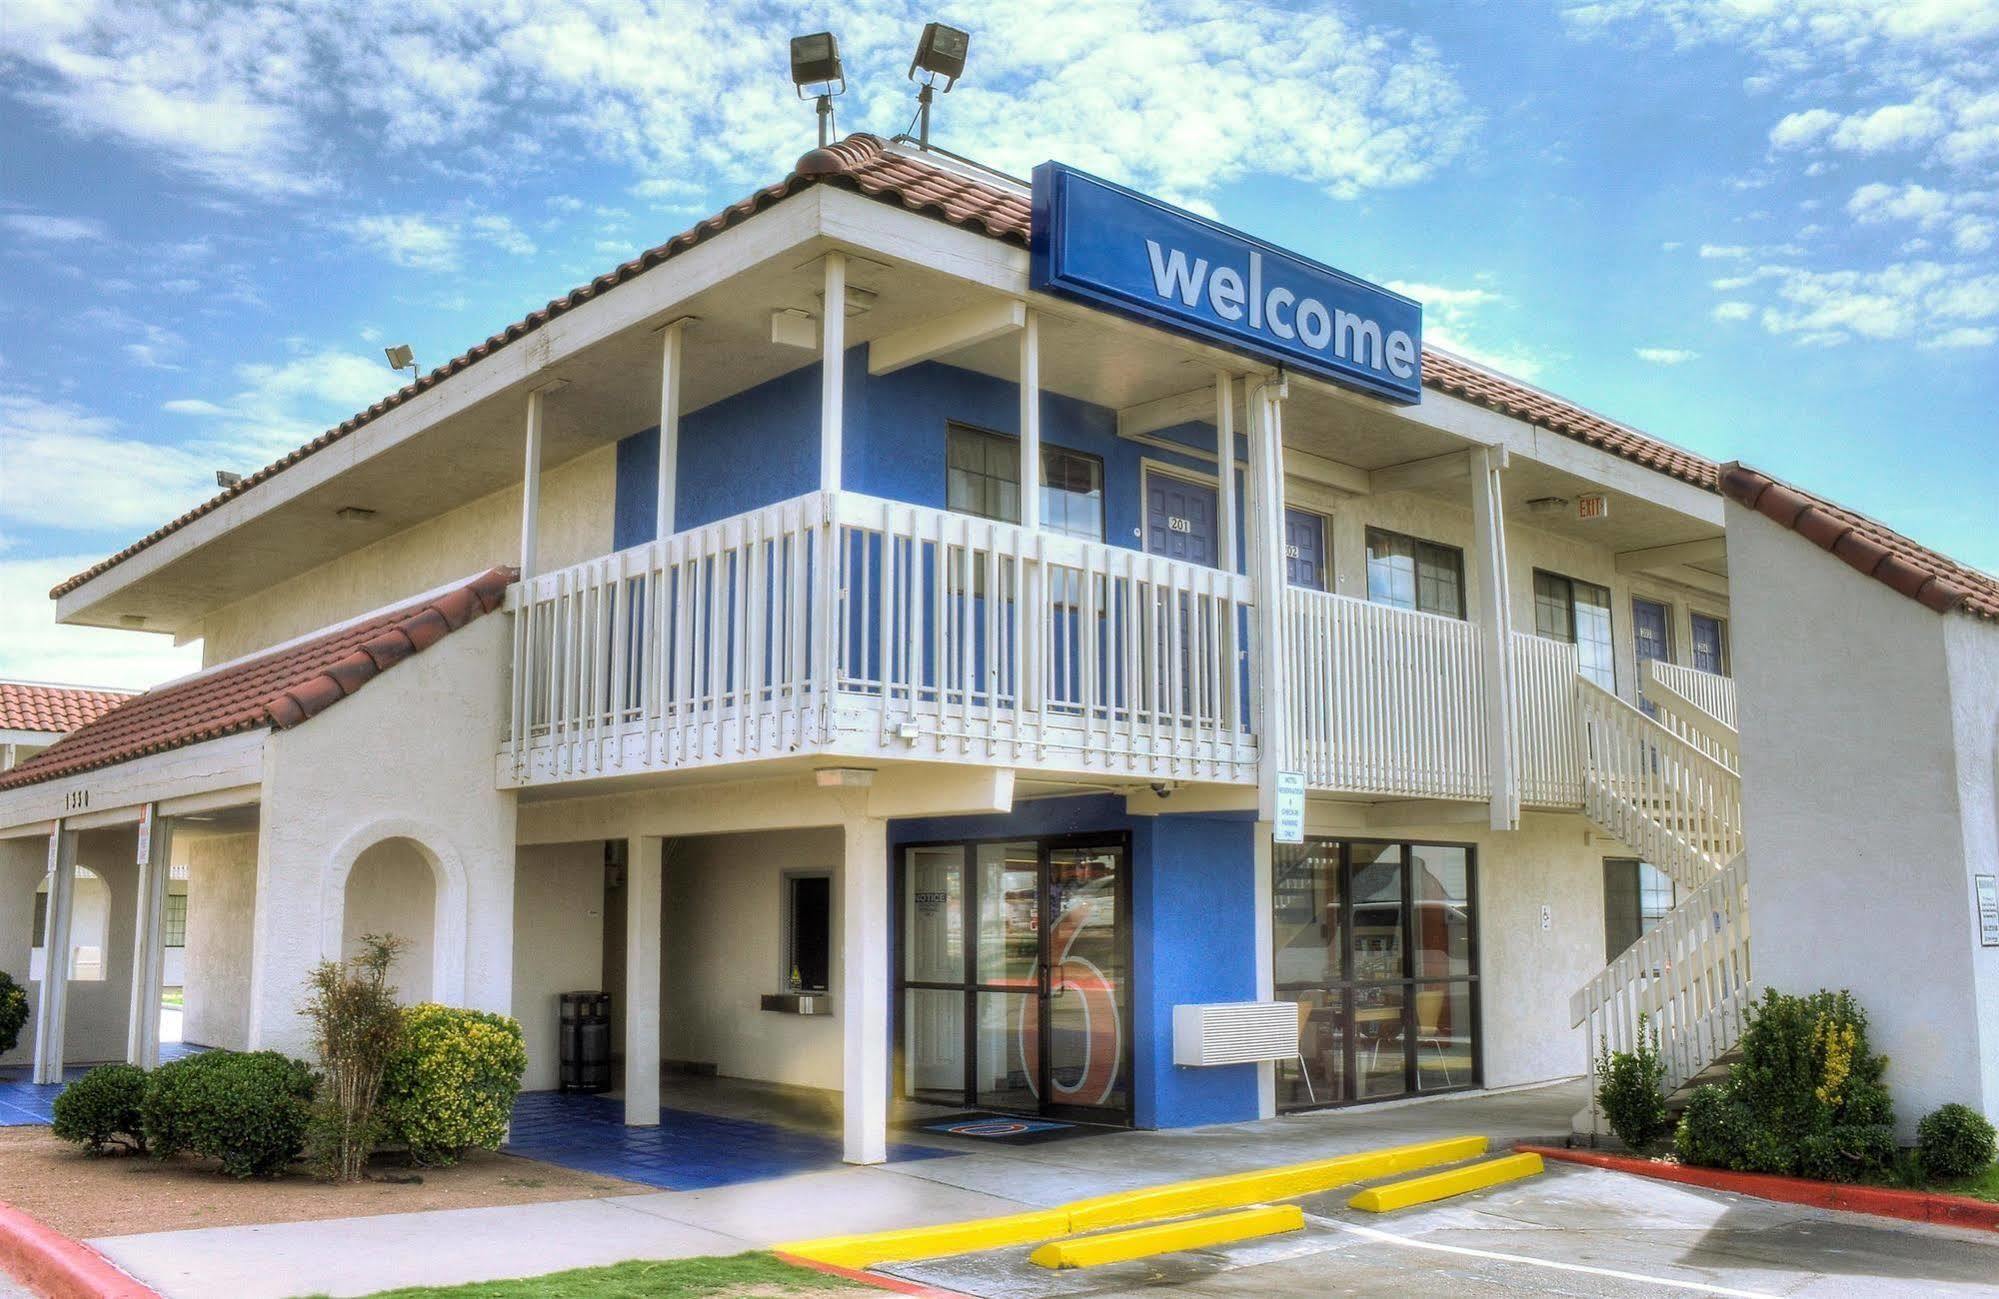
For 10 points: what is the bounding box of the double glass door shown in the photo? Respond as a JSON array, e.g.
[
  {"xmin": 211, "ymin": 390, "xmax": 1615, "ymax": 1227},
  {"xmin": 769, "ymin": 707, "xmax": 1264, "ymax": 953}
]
[{"xmin": 899, "ymin": 836, "xmax": 1130, "ymax": 1123}]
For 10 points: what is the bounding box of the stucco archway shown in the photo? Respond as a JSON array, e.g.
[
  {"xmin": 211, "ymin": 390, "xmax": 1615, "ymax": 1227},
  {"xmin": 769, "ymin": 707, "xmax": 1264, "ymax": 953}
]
[{"xmin": 320, "ymin": 820, "xmax": 469, "ymax": 1006}]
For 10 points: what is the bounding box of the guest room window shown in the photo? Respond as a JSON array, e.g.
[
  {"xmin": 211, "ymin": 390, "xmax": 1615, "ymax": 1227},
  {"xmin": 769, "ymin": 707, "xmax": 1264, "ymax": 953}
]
[
  {"xmin": 784, "ymin": 873, "xmax": 832, "ymax": 994},
  {"xmin": 946, "ymin": 423, "xmax": 1104, "ymax": 542}
]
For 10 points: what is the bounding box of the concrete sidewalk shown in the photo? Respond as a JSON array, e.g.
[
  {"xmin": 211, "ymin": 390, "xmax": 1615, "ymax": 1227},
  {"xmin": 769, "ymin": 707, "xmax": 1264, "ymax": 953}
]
[{"xmin": 92, "ymin": 1081, "xmax": 1585, "ymax": 1299}]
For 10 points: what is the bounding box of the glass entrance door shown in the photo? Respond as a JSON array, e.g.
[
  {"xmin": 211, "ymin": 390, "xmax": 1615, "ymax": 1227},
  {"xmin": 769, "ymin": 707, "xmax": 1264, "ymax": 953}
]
[{"xmin": 899, "ymin": 835, "xmax": 1131, "ymax": 1123}]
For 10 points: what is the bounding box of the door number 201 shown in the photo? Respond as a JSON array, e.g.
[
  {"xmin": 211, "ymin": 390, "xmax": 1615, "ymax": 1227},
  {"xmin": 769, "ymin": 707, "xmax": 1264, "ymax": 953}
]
[{"xmin": 1167, "ymin": 516, "xmax": 1193, "ymax": 534}]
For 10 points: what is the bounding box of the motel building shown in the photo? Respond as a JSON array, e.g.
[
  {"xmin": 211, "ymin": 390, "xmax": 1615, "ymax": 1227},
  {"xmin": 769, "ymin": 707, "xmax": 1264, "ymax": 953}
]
[{"xmin": 5, "ymin": 130, "xmax": 1998, "ymax": 1163}]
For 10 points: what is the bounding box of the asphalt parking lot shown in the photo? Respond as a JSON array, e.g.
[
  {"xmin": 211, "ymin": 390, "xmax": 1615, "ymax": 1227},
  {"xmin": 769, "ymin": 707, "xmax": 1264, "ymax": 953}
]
[{"xmin": 883, "ymin": 1159, "xmax": 1999, "ymax": 1297}]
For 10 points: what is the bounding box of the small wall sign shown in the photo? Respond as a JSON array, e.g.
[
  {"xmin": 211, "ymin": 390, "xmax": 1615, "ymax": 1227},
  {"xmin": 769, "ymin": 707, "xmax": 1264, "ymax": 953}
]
[
  {"xmin": 1273, "ymin": 771, "xmax": 1305, "ymax": 845},
  {"xmin": 1977, "ymin": 875, "xmax": 1998, "ymax": 948},
  {"xmin": 1578, "ymin": 494, "xmax": 1609, "ymax": 521}
]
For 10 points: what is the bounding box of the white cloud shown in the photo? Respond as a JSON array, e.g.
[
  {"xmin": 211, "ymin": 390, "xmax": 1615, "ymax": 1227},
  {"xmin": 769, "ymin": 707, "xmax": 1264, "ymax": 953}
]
[
  {"xmin": 2, "ymin": 1, "xmax": 1475, "ymax": 208},
  {"xmin": 1635, "ymin": 347, "xmax": 1698, "ymax": 364},
  {"xmin": 1925, "ymin": 326, "xmax": 1998, "ymax": 348},
  {"xmin": 1712, "ymin": 301, "xmax": 1754, "ymax": 321},
  {"xmin": 1698, "ymin": 243, "xmax": 1748, "ymax": 259},
  {"xmin": 0, "ymin": 211, "xmax": 106, "ymax": 242},
  {"xmin": 0, "ymin": 392, "xmax": 216, "ymax": 534},
  {"xmin": 470, "ymin": 213, "xmax": 536, "ymax": 256},
  {"xmin": 1384, "ymin": 279, "xmax": 1546, "ymax": 379},
  {"xmin": 0, "ymin": 552, "xmax": 201, "ymax": 689},
  {"xmin": 1769, "ymin": 108, "xmax": 1838, "ymax": 150},
  {"xmin": 347, "ymin": 213, "xmax": 460, "ymax": 271}
]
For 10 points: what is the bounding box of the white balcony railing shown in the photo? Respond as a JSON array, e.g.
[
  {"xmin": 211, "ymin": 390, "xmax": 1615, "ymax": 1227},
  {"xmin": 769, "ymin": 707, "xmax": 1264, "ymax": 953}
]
[
  {"xmin": 503, "ymin": 491, "xmax": 1258, "ymax": 786},
  {"xmin": 1512, "ymin": 632, "xmax": 1584, "ymax": 808},
  {"xmin": 1281, "ymin": 588, "xmax": 1487, "ymax": 800},
  {"xmin": 1577, "ymin": 678, "xmax": 1744, "ymax": 896}
]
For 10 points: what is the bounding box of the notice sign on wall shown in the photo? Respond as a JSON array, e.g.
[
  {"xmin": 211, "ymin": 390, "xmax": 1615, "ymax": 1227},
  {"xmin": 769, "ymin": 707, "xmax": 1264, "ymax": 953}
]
[
  {"xmin": 1977, "ymin": 875, "xmax": 1999, "ymax": 948},
  {"xmin": 1273, "ymin": 771, "xmax": 1306, "ymax": 845}
]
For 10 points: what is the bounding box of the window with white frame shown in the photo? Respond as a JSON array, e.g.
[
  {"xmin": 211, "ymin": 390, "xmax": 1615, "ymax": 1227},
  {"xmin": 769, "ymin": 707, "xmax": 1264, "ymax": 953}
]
[
  {"xmin": 783, "ymin": 872, "xmax": 832, "ymax": 994},
  {"xmin": 945, "ymin": 424, "xmax": 1104, "ymax": 542},
  {"xmin": 1533, "ymin": 570, "xmax": 1616, "ymax": 691},
  {"xmin": 1603, "ymin": 859, "xmax": 1676, "ymax": 961},
  {"xmin": 1365, "ymin": 528, "xmax": 1465, "ymax": 619}
]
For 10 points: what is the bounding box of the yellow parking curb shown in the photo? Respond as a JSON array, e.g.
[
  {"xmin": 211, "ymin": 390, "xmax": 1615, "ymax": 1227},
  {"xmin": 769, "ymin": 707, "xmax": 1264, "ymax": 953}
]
[
  {"xmin": 1063, "ymin": 1134, "xmax": 1489, "ymax": 1230},
  {"xmin": 1029, "ymin": 1205, "xmax": 1305, "ymax": 1269},
  {"xmin": 1347, "ymin": 1151, "xmax": 1544, "ymax": 1213},
  {"xmin": 782, "ymin": 1208, "xmax": 1072, "ymax": 1270},
  {"xmin": 781, "ymin": 1134, "xmax": 1489, "ymax": 1268}
]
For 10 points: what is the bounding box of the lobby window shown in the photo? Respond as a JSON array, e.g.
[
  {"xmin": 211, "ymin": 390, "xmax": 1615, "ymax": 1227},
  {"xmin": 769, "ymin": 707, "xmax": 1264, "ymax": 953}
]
[
  {"xmin": 1691, "ymin": 613, "xmax": 1728, "ymax": 676},
  {"xmin": 163, "ymin": 893, "xmax": 188, "ymax": 949},
  {"xmin": 946, "ymin": 423, "xmax": 1104, "ymax": 542},
  {"xmin": 1534, "ymin": 570, "xmax": 1616, "ymax": 691},
  {"xmin": 1273, "ymin": 838, "xmax": 1478, "ymax": 1111},
  {"xmin": 1603, "ymin": 859, "xmax": 1676, "ymax": 961},
  {"xmin": 1365, "ymin": 528, "xmax": 1465, "ymax": 619},
  {"xmin": 783, "ymin": 873, "xmax": 832, "ymax": 994}
]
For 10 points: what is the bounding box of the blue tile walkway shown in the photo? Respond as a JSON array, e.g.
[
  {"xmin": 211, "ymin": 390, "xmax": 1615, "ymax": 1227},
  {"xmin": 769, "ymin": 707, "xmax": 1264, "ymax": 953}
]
[
  {"xmin": 0, "ymin": 1042, "xmax": 206, "ymax": 1127},
  {"xmin": 503, "ymin": 1090, "xmax": 960, "ymax": 1190}
]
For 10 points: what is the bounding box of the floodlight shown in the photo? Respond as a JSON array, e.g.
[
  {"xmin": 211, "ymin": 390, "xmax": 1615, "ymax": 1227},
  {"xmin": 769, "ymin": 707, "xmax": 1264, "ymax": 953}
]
[
  {"xmin": 790, "ymin": 32, "xmax": 845, "ymax": 95},
  {"xmin": 909, "ymin": 22, "xmax": 969, "ymax": 88},
  {"xmin": 384, "ymin": 343, "xmax": 417, "ymax": 385}
]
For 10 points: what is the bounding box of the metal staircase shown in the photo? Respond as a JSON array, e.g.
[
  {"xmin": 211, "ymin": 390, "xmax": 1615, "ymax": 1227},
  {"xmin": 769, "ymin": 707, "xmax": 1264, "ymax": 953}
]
[{"xmin": 1570, "ymin": 665, "xmax": 1753, "ymax": 1136}]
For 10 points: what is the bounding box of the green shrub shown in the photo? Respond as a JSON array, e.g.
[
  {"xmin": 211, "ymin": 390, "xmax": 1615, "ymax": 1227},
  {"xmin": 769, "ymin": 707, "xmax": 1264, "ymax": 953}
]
[
  {"xmin": 1594, "ymin": 1015, "xmax": 1672, "ymax": 1151},
  {"xmin": 380, "ymin": 1004, "xmax": 527, "ymax": 1166},
  {"xmin": 0, "ymin": 970, "xmax": 27, "ymax": 1056},
  {"xmin": 51, "ymin": 1064, "xmax": 148, "ymax": 1154},
  {"xmin": 1673, "ymin": 988, "xmax": 1895, "ymax": 1181},
  {"xmin": 1917, "ymin": 1104, "xmax": 1998, "ymax": 1181},
  {"xmin": 142, "ymin": 1050, "xmax": 316, "ymax": 1178},
  {"xmin": 302, "ymin": 935, "xmax": 406, "ymax": 1182}
]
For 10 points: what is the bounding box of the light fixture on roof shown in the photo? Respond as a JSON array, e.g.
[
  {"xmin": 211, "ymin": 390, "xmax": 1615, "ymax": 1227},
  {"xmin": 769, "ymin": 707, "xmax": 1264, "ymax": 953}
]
[
  {"xmin": 336, "ymin": 505, "xmax": 377, "ymax": 522},
  {"xmin": 790, "ymin": 31, "xmax": 846, "ymax": 148},
  {"xmin": 1525, "ymin": 496, "xmax": 1569, "ymax": 515},
  {"xmin": 215, "ymin": 470, "xmax": 243, "ymax": 489},
  {"xmin": 906, "ymin": 21, "xmax": 969, "ymax": 149},
  {"xmin": 383, "ymin": 343, "xmax": 418, "ymax": 386}
]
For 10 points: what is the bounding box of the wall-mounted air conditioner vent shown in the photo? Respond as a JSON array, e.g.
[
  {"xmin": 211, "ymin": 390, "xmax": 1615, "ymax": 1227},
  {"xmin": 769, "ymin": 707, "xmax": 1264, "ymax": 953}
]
[{"xmin": 1172, "ymin": 1001, "xmax": 1299, "ymax": 1067}]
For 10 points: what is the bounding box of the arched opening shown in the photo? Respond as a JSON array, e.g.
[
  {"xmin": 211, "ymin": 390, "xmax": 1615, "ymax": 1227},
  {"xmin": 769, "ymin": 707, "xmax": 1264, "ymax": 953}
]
[
  {"xmin": 33, "ymin": 866, "xmax": 111, "ymax": 983},
  {"xmin": 342, "ymin": 838, "xmax": 439, "ymax": 1004}
]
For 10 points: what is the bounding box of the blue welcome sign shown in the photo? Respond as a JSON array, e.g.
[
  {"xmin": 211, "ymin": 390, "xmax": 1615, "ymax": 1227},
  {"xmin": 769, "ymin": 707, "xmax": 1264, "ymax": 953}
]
[{"xmin": 1030, "ymin": 162, "xmax": 1422, "ymax": 405}]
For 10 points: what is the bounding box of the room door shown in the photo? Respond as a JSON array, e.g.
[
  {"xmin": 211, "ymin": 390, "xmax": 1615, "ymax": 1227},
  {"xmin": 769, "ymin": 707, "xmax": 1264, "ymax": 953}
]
[
  {"xmin": 1631, "ymin": 598, "xmax": 1673, "ymax": 714},
  {"xmin": 898, "ymin": 836, "xmax": 1131, "ymax": 1124},
  {"xmin": 1144, "ymin": 468, "xmax": 1219, "ymax": 568}
]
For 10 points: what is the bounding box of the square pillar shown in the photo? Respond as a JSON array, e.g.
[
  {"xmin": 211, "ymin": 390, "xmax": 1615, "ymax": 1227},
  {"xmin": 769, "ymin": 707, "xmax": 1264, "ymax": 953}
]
[
  {"xmin": 841, "ymin": 815, "xmax": 889, "ymax": 1165},
  {"xmin": 820, "ymin": 252, "xmax": 847, "ymax": 494},
  {"xmin": 1253, "ymin": 823, "xmax": 1276, "ymax": 1119},
  {"xmin": 32, "ymin": 824, "xmax": 79, "ymax": 1084},
  {"xmin": 1246, "ymin": 379, "xmax": 1290, "ymax": 818},
  {"xmin": 1470, "ymin": 445, "xmax": 1519, "ymax": 830},
  {"xmin": 624, "ymin": 835, "xmax": 662, "ymax": 1126},
  {"xmin": 126, "ymin": 808, "xmax": 173, "ymax": 1068},
  {"xmin": 1019, "ymin": 309, "xmax": 1041, "ymax": 532}
]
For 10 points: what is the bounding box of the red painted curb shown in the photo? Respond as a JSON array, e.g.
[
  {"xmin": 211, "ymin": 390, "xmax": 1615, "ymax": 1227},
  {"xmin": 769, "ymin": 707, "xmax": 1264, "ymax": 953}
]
[
  {"xmin": 774, "ymin": 1250, "xmax": 972, "ymax": 1298},
  {"xmin": 1518, "ymin": 1144, "xmax": 1999, "ymax": 1232},
  {"xmin": 0, "ymin": 1202, "xmax": 160, "ymax": 1299}
]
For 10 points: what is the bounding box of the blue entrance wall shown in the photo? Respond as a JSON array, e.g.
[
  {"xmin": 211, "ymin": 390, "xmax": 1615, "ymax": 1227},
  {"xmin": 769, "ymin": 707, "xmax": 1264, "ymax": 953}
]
[
  {"xmin": 613, "ymin": 349, "xmax": 1245, "ymax": 559},
  {"xmin": 889, "ymin": 794, "xmax": 1260, "ymax": 1130}
]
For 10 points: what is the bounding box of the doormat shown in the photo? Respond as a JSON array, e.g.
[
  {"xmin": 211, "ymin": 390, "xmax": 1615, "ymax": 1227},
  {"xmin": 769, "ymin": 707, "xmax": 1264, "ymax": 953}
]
[{"xmin": 906, "ymin": 1112, "xmax": 1112, "ymax": 1145}]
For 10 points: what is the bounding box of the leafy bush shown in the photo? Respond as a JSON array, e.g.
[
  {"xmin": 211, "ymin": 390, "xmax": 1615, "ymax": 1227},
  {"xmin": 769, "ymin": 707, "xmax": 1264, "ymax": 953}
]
[
  {"xmin": 142, "ymin": 1050, "xmax": 317, "ymax": 1178},
  {"xmin": 1917, "ymin": 1104, "xmax": 1998, "ymax": 1181},
  {"xmin": 1673, "ymin": 988, "xmax": 1895, "ymax": 1181},
  {"xmin": 380, "ymin": 1005, "xmax": 527, "ymax": 1166},
  {"xmin": 51, "ymin": 1064, "xmax": 148, "ymax": 1154},
  {"xmin": 302, "ymin": 934, "xmax": 406, "ymax": 1182},
  {"xmin": 0, "ymin": 970, "xmax": 27, "ymax": 1056},
  {"xmin": 1594, "ymin": 1014, "xmax": 1672, "ymax": 1151}
]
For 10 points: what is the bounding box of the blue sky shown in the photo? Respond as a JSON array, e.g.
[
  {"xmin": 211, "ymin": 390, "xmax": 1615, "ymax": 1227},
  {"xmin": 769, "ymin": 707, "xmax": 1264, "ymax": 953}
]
[{"xmin": 2, "ymin": 0, "xmax": 1995, "ymax": 687}]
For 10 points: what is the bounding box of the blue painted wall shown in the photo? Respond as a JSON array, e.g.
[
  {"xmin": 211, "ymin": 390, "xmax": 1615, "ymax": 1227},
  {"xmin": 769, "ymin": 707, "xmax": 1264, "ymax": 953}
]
[
  {"xmin": 614, "ymin": 348, "xmax": 1246, "ymax": 562},
  {"xmin": 889, "ymin": 794, "xmax": 1260, "ymax": 1130}
]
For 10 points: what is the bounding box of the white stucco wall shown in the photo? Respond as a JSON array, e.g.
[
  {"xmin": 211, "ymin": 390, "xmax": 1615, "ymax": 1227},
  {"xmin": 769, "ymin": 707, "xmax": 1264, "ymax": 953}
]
[
  {"xmin": 342, "ymin": 839, "xmax": 439, "ymax": 1004},
  {"xmin": 30, "ymin": 868, "xmax": 110, "ymax": 983},
  {"xmin": 183, "ymin": 831, "xmax": 258, "ymax": 1050},
  {"xmin": 248, "ymin": 612, "xmax": 518, "ymax": 1058},
  {"xmin": 663, "ymin": 828, "xmax": 844, "ymax": 1091},
  {"xmin": 1944, "ymin": 612, "xmax": 1999, "ymax": 1120},
  {"xmin": 0, "ymin": 837, "xmax": 44, "ymax": 1068},
  {"xmin": 193, "ymin": 447, "xmax": 614, "ymax": 666},
  {"xmin": 511, "ymin": 841, "xmax": 606, "ymax": 1092},
  {"xmin": 1730, "ymin": 501, "xmax": 1989, "ymax": 1134}
]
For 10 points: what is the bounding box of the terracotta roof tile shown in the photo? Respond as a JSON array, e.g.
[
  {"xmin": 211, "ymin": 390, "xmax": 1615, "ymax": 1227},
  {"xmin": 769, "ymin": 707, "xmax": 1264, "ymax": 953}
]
[
  {"xmin": 1720, "ymin": 463, "xmax": 1999, "ymax": 621},
  {"xmin": 0, "ymin": 683, "xmax": 135, "ymax": 736},
  {"xmin": 54, "ymin": 134, "xmax": 1718, "ymax": 603},
  {"xmin": 0, "ymin": 569, "xmax": 514, "ymax": 791}
]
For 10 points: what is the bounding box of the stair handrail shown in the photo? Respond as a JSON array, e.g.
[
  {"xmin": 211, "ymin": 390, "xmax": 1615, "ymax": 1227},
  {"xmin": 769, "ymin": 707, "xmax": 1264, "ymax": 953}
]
[
  {"xmin": 1645, "ymin": 662, "xmax": 1739, "ymax": 768},
  {"xmin": 1571, "ymin": 853, "xmax": 1753, "ymax": 1097},
  {"xmin": 1576, "ymin": 677, "xmax": 1743, "ymax": 897}
]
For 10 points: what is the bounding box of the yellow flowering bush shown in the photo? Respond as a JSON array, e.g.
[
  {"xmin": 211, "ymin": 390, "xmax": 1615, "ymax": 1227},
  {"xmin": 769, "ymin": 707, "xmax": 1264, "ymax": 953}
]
[{"xmin": 379, "ymin": 1003, "xmax": 527, "ymax": 1166}]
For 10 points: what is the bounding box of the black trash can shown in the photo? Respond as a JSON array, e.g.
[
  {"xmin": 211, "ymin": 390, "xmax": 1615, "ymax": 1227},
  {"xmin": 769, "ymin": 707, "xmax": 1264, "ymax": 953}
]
[{"xmin": 559, "ymin": 991, "xmax": 612, "ymax": 1093}]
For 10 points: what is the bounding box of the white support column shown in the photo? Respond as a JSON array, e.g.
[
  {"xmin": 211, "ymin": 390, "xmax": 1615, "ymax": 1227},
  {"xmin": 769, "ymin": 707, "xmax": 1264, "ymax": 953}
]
[
  {"xmin": 820, "ymin": 252, "xmax": 847, "ymax": 494},
  {"xmin": 624, "ymin": 835, "xmax": 663, "ymax": 1126},
  {"xmin": 32, "ymin": 823, "xmax": 78, "ymax": 1085},
  {"xmin": 520, "ymin": 386, "xmax": 548, "ymax": 581},
  {"xmin": 1019, "ymin": 309, "xmax": 1041, "ymax": 532},
  {"xmin": 126, "ymin": 808, "xmax": 172, "ymax": 1069},
  {"xmin": 1215, "ymin": 372, "xmax": 1238, "ymax": 575},
  {"xmin": 654, "ymin": 320, "xmax": 687, "ymax": 539},
  {"xmin": 1246, "ymin": 378, "xmax": 1290, "ymax": 819},
  {"xmin": 1253, "ymin": 823, "xmax": 1276, "ymax": 1119},
  {"xmin": 841, "ymin": 813, "xmax": 889, "ymax": 1165},
  {"xmin": 1471, "ymin": 444, "xmax": 1520, "ymax": 830}
]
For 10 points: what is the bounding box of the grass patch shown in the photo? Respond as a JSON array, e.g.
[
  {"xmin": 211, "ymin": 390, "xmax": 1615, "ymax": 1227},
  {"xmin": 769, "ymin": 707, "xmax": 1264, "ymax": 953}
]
[
  {"xmin": 328, "ymin": 1252, "xmax": 863, "ymax": 1299},
  {"xmin": 1938, "ymin": 1164, "xmax": 1999, "ymax": 1203}
]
